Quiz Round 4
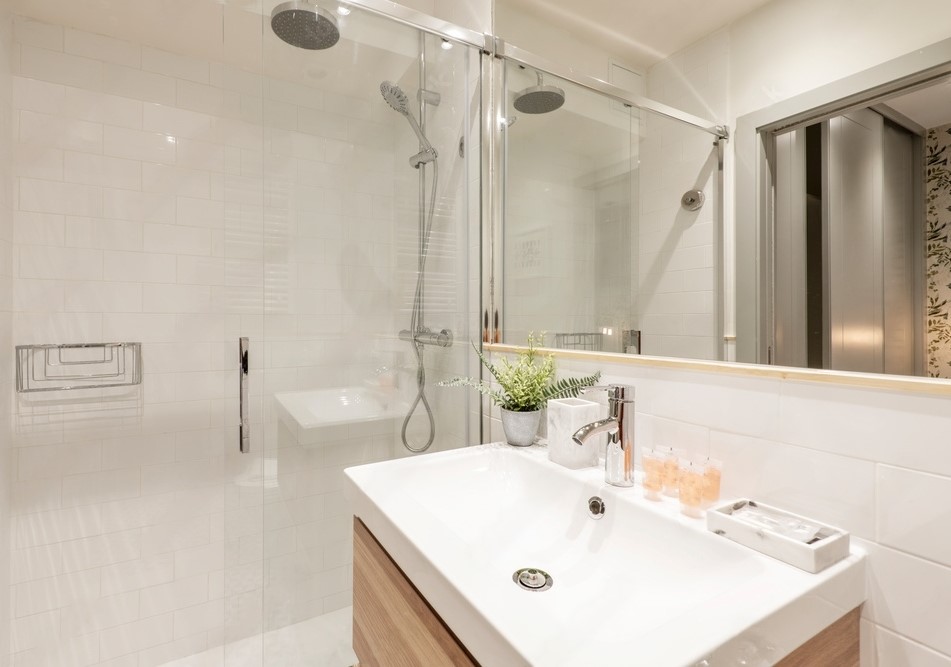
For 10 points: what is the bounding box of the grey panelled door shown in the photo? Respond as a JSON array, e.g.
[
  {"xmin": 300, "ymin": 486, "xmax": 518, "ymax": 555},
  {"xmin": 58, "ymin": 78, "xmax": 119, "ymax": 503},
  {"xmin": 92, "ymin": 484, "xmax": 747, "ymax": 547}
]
[
  {"xmin": 825, "ymin": 108, "xmax": 886, "ymax": 373},
  {"xmin": 773, "ymin": 128, "xmax": 808, "ymax": 367},
  {"xmin": 823, "ymin": 109, "xmax": 919, "ymax": 374}
]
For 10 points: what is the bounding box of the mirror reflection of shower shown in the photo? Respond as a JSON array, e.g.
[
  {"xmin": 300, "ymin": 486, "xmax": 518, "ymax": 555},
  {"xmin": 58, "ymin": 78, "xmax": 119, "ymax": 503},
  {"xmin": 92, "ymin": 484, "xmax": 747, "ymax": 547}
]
[
  {"xmin": 381, "ymin": 77, "xmax": 452, "ymax": 454},
  {"xmin": 513, "ymin": 68, "xmax": 566, "ymax": 114}
]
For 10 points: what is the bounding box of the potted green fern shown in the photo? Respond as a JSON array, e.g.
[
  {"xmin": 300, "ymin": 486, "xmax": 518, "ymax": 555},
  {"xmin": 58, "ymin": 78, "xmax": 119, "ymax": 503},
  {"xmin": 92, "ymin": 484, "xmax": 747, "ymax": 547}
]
[{"xmin": 442, "ymin": 334, "xmax": 601, "ymax": 446}]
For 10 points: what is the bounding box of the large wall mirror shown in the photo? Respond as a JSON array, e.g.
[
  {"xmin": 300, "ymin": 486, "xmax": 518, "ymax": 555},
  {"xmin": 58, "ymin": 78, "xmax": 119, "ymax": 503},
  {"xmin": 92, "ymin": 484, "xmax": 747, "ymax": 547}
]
[
  {"xmin": 489, "ymin": 0, "xmax": 951, "ymax": 388},
  {"xmin": 735, "ymin": 37, "xmax": 951, "ymax": 379}
]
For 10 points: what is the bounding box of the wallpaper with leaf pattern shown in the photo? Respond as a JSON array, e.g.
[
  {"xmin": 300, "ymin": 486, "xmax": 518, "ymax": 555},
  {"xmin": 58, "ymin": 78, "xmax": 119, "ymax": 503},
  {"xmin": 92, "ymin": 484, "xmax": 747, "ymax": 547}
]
[{"xmin": 926, "ymin": 124, "xmax": 951, "ymax": 377}]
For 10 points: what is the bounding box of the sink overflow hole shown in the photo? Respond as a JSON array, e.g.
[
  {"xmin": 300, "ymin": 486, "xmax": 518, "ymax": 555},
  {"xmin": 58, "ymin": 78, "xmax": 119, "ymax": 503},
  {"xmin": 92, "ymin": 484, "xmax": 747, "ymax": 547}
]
[
  {"xmin": 512, "ymin": 568, "xmax": 553, "ymax": 592},
  {"xmin": 588, "ymin": 496, "xmax": 606, "ymax": 519}
]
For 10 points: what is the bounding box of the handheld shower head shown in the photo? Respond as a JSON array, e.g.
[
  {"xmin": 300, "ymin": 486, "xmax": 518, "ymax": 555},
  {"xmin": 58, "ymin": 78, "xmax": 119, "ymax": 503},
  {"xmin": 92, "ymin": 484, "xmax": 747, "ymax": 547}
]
[
  {"xmin": 380, "ymin": 81, "xmax": 411, "ymax": 116},
  {"xmin": 380, "ymin": 80, "xmax": 435, "ymax": 165}
]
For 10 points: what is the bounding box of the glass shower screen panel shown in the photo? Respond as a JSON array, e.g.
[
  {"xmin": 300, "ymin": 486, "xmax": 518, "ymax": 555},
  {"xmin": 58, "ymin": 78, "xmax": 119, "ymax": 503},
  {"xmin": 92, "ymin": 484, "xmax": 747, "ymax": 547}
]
[{"xmin": 258, "ymin": 6, "xmax": 480, "ymax": 665}]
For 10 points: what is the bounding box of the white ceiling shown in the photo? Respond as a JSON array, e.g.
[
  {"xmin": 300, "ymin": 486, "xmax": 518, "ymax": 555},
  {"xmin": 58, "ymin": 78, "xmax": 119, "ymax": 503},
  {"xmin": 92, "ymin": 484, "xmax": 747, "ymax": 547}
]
[
  {"xmin": 884, "ymin": 78, "xmax": 951, "ymax": 130},
  {"xmin": 500, "ymin": 0, "xmax": 776, "ymax": 70}
]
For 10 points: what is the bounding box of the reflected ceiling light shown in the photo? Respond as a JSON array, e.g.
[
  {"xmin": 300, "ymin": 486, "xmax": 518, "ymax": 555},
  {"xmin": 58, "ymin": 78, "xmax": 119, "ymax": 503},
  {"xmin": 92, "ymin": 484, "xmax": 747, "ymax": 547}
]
[
  {"xmin": 440, "ymin": 39, "xmax": 453, "ymax": 50},
  {"xmin": 336, "ymin": 5, "xmax": 351, "ymax": 15}
]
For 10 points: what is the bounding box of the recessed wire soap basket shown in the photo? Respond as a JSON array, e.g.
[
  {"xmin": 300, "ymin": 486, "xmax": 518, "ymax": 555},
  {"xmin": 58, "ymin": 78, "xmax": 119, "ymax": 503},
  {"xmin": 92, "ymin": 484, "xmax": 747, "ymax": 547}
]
[{"xmin": 16, "ymin": 342, "xmax": 142, "ymax": 393}]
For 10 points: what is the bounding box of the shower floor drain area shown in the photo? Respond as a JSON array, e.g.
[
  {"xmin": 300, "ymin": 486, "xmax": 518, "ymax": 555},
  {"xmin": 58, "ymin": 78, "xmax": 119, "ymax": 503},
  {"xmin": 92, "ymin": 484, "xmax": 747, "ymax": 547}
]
[{"xmin": 512, "ymin": 568, "xmax": 553, "ymax": 592}]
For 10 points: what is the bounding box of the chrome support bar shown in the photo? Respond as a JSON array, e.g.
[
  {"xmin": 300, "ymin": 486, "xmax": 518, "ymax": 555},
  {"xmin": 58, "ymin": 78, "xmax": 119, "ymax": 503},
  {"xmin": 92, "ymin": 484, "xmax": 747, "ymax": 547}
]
[
  {"xmin": 500, "ymin": 42, "xmax": 729, "ymax": 139},
  {"xmin": 341, "ymin": 1, "xmax": 727, "ymax": 139},
  {"xmin": 239, "ymin": 337, "xmax": 249, "ymax": 454},
  {"xmin": 342, "ymin": 0, "xmax": 488, "ymax": 51},
  {"xmin": 715, "ymin": 134, "xmax": 728, "ymax": 361},
  {"xmin": 399, "ymin": 328, "xmax": 453, "ymax": 347}
]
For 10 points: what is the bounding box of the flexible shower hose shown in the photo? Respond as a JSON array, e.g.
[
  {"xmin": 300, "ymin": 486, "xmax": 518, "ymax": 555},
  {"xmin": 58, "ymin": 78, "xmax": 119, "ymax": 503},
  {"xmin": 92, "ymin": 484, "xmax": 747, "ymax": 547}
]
[{"xmin": 400, "ymin": 159, "xmax": 439, "ymax": 453}]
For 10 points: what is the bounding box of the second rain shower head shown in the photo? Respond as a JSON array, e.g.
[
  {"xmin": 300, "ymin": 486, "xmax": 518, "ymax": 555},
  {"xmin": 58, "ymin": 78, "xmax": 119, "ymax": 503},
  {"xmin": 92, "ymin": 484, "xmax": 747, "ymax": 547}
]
[
  {"xmin": 270, "ymin": 1, "xmax": 340, "ymax": 50},
  {"xmin": 513, "ymin": 70, "xmax": 566, "ymax": 114}
]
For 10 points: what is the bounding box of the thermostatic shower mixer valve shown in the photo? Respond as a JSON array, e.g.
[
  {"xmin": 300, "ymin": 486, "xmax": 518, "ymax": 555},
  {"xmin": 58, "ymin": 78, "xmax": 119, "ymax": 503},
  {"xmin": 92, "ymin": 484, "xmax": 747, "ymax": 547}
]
[{"xmin": 399, "ymin": 327, "xmax": 453, "ymax": 348}]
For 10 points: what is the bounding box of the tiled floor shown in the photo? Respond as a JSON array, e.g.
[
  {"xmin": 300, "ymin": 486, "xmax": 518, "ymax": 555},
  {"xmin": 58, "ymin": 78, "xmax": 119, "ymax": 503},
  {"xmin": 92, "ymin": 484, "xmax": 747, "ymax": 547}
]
[{"xmin": 161, "ymin": 607, "xmax": 357, "ymax": 667}]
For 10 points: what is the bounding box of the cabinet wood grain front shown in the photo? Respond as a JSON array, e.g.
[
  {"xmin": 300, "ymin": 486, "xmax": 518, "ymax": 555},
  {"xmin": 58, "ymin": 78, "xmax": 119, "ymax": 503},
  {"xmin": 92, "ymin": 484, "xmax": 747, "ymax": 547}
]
[
  {"xmin": 776, "ymin": 606, "xmax": 860, "ymax": 667},
  {"xmin": 352, "ymin": 518, "xmax": 479, "ymax": 667}
]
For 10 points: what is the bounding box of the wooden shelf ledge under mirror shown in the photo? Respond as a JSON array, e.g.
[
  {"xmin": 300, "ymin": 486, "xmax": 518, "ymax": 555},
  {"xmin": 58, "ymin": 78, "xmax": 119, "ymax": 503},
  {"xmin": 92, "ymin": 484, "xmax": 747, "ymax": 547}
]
[{"xmin": 485, "ymin": 344, "xmax": 951, "ymax": 397}]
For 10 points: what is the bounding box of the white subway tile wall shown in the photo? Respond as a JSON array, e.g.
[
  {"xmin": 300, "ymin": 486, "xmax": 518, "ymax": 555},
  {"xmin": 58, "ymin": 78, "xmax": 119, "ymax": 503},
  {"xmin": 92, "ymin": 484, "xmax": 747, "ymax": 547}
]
[{"xmin": 8, "ymin": 11, "xmax": 477, "ymax": 666}]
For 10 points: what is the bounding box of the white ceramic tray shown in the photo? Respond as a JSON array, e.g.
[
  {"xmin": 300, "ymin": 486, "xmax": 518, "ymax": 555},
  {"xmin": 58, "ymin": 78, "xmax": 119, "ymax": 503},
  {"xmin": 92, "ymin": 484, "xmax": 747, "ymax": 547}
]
[{"xmin": 707, "ymin": 499, "xmax": 850, "ymax": 573}]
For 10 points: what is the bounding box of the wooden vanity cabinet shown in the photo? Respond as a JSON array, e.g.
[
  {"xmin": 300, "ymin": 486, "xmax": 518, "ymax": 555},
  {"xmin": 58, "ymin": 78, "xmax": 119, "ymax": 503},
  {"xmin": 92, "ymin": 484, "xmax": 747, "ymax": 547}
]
[
  {"xmin": 776, "ymin": 606, "xmax": 860, "ymax": 666},
  {"xmin": 352, "ymin": 518, "xmax": 479, "ymax": 667},
  {"xmin": 352, "ymin": 517, "xmax": 858, "ymax": 667}
]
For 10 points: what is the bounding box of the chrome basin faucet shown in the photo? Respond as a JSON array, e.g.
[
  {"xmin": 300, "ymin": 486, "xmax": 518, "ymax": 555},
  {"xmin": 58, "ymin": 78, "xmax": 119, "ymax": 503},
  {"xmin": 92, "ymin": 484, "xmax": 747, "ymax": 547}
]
[{"xmin": 572, "ymin": 385, "xmax": 635, "ymax": 487}]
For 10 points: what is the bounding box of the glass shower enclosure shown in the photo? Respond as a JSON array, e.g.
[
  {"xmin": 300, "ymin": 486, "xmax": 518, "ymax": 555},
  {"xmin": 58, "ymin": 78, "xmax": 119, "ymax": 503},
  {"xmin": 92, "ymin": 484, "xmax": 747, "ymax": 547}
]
[{"xmin": 5, "ymin": 1, "xmax": 479, "ymax": 665}]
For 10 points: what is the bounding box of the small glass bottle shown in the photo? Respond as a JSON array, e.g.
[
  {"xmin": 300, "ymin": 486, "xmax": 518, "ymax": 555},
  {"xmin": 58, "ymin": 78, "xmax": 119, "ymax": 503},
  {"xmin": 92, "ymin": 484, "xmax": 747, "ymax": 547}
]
[
  {"xmin": 702, "ymin": 457, "xmax": 723, "ymax": 506},
  {"xmin": 678, "ymin": 459, "xmax": 704, "ymax": 518},
  {"xmin": 660, "ymin": 446, "xmax": 680, "ymax": 497},
  {"xmin": 641, "ymin": 447, "xmax": 664, "ymax": 501}
]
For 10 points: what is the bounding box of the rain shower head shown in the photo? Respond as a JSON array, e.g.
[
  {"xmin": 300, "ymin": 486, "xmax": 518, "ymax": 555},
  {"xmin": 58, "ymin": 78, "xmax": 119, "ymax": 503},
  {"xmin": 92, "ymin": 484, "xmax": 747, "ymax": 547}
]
[
  {"xmin": 270, "ymin": 1, "xmax": 340, "ymax": 50},
  {"xmin": 513, "ymin": 71, "xmax": 565, "ymax": 114}
]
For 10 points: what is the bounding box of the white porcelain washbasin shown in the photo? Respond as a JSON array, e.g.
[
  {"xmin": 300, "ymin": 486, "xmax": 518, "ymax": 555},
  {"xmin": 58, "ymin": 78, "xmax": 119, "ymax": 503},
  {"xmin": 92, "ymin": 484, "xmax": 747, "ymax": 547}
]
[
  {"xmin": 344, "ymin": 444, "xmax": 866, "ymax": 666},
  {"xmin": 273, "ymin": 386, "xmax": 404, "ymax": 432}
]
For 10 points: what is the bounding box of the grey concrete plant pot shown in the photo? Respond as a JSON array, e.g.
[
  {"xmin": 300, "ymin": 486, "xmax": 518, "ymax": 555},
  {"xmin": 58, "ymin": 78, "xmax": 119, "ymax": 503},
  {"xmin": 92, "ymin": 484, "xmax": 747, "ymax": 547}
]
[{"xmin": 500, "ymin": 408, "xmax": 541, "ymax": 447}]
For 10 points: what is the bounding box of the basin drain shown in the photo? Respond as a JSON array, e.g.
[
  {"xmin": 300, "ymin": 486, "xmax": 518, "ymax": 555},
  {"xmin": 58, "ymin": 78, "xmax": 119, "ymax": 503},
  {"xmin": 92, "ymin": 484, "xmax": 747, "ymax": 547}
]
[{"xmin": 512, "ymin": 568, "xmax": 553, "ymax": 592}]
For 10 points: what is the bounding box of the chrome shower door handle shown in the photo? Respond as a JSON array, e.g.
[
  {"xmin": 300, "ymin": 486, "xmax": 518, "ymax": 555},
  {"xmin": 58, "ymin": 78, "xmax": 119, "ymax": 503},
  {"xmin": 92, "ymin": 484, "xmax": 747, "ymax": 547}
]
[{"xmin": 239, "ymin": 337, "xmax": 250, "ymax": 453}]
